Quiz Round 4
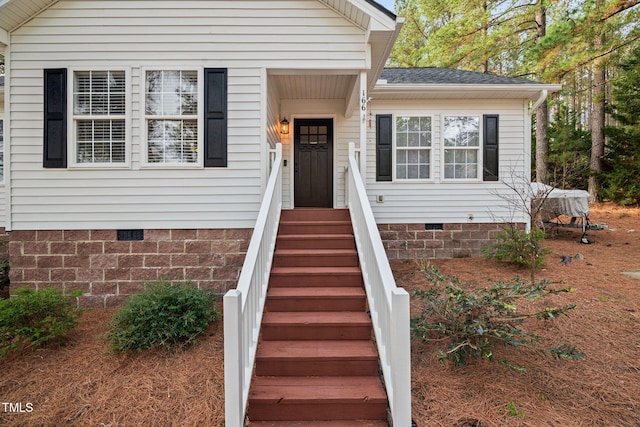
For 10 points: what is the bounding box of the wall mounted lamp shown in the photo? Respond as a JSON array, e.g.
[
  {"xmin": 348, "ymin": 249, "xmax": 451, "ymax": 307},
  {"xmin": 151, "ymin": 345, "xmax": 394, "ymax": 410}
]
[{"xmin": 280, "ymin": 117, "xmax": 290, "ymax": 135}]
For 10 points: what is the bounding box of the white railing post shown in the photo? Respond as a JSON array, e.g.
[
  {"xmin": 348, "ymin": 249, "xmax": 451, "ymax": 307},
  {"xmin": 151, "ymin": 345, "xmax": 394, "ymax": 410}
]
[
  {"xmin": 223, "ymin": 290, "xmax": 243, "ymax": 427},
  {"xmin": 224, "ymin": 143, "xmax": 282, "ymax": 427},
  {"xmin": 391, "ymin": 288, "xmax": 412, "ymax": 425},
  {"xmin": 346, "ymin": 141, "xmax": 412, "ymax": 426}
]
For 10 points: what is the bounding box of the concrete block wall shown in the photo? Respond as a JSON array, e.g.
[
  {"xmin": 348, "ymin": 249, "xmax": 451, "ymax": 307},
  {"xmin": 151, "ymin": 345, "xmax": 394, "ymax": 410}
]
[
  {"xmin": 378, "ymin": 222, "xmax": 517, "ymax": 260},
  {"xmin": 7, "ymin": 228, "xmax": 251, "ymax": 308}
]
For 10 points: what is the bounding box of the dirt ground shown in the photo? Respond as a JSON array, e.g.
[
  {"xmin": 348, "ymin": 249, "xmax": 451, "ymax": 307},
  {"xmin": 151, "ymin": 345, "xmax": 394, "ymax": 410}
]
[{"xmin": 0, "ymin": 203, "xmax": 638, "ymax": 426}]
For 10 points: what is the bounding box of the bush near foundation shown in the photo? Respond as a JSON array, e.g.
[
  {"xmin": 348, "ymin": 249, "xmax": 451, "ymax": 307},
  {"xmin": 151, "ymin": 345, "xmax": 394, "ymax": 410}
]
[
  {"xmin": 0, "ymin": 288, "xmax": 81, "ymax": 358},
  {"xmin": 411, "ymin": 266, "xmax": 583, "ymax": 371},
  {"xmin": 107, "ymin": 280, "xmax": 219, "ymax": 353}
]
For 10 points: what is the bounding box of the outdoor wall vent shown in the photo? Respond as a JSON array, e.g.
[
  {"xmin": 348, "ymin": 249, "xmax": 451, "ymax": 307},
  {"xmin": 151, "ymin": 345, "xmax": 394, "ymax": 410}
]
[
  {"xmin": 117, "ymin": 229, "xmax": 144, "ymax": 241},
  {"xmin": 425, "ymin": 223, "xmax": 444, "ymax": 231}
]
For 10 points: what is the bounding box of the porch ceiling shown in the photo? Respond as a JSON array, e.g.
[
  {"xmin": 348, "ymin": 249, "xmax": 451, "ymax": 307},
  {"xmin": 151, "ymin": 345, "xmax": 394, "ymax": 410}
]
[{"xmin": 272, "ymin": 74, "xmax": 358, "ymax": 100}]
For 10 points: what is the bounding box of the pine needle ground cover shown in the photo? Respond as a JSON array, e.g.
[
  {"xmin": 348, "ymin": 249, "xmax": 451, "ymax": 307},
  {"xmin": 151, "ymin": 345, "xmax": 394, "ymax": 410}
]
[{"xmin": 0, "ymin": 204, "xmax": 638, "ymax": 426}]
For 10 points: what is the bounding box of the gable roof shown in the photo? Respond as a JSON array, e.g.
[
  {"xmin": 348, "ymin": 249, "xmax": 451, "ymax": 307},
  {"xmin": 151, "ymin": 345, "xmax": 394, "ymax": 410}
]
[{"xmin": 374, "ymin": 67, "xmax": 562, "ymax": 100}]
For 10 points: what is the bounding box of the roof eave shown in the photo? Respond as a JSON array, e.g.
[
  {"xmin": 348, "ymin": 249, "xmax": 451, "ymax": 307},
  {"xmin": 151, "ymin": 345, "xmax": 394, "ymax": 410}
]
[
  {"xmin": 367, "ymin": 17, "xmax": 404, "ymax": 91},
  {"xmin": 372, "ymin": 83, "xmax": 563, "ymax": 100}
]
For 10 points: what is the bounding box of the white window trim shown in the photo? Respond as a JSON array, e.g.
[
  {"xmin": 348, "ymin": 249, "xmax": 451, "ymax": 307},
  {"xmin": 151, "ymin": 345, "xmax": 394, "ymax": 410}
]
[
  {"xmin": 441, "ymin": 114, "xmax": 483, "ymax": 182},
  {"xmin": 141, "ymin": 67, "xmax": 204, "ymax": 169},
  {"xmin": 68, "ymin": 67, "xmax": 131, "ymax": 169},
  {"xmin": 392, "ymin": 113, "xmax": 434, "ymax": 182}
]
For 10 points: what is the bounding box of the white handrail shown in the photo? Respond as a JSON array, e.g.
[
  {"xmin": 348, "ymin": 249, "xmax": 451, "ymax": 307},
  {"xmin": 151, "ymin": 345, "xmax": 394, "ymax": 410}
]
[
  {"xmin": 346, "ymin": 142, "xmax": 412, "ymax": 426},
  {"xmin": 224, "ymin": 143, "xmax": 283, "ymax": 427}
]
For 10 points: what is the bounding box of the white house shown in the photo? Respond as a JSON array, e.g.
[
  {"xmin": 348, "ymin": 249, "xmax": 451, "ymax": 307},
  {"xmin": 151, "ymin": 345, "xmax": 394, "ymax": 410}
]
[
  {"xmin": 0, "ymin": 2, "xmax": 563, "ymax": 424},
  {"xmin": 0, "ymin": 0, "xmax": 560, "ymax": 307}
]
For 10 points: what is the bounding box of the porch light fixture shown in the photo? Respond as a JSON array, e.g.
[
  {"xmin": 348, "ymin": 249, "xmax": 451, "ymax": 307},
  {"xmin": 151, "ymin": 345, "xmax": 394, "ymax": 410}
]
[{"xmin": 280, "ymin": 117, "xmax": 290, "ymax": 134}]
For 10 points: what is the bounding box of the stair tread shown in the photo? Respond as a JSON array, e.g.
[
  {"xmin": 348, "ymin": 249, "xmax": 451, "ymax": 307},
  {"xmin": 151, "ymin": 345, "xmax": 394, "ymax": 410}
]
[
  {"xmin": 271, "ymin": 266, "xmax": 362, "ymax": 275},
  {"xmin": 257, "ymin": 340, "xmax": 377, "ymax": 359},
  {"xmin": 275, "ymin": 248, "xmax": 357, "ymax": 255},
  {"xmin": 268, "ymin": 287, "xmax": 365, "ymax": 298},
  {"xmin": 280, "ymin": 209, "xmax": 351, "ymax": 221},
  {"xmin": 263, "ymin": 311, "xmax": 371, "ymax": 325},
  {"xmin": 248, "ymin": 422, "xmax": 388, "ymax": 427},
  {"xmin": 280, "ymin": 219, "xmax": 351, "ymax": 224},
  {"xmin": 250, "ymin": 376, "xmax": 387, "ymax": 402},
  {"xmin": 278, "ymin": 233, "xmax": 354, "ymax": 239}
]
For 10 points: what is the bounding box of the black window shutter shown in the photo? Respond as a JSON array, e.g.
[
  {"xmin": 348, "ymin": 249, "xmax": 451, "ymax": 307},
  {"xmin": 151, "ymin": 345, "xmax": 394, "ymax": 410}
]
[
  {"xmin": 43, "ymin": 68, "xmax": 68, "ymax": 168},
  {"xmin": 204, "ymin": 68, "xmax": 228, "ymax": 167},
  {"xmin": 376, "ymin": 114, "xmax": 393, "ymax": 181},
  {"xmin": 483, "ymin": 114, "xmax": 499, "ymax": 181}
]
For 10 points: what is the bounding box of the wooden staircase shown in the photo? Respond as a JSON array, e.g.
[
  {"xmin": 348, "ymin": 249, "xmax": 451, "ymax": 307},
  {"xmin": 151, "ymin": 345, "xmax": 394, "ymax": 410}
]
[{"xmin": 247, "ymin": 208, "xmax": 389, "ymax": 426}]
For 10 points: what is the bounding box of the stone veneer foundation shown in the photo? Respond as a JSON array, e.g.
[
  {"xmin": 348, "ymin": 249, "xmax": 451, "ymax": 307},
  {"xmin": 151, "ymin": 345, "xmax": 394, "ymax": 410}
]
[
  {"xmin": 7, "ymin": 228, "xmax": 251, "ymax": 308},
  {"xmin": 378, "ymin": 222, "xmax": 515, "ymax": 260}
]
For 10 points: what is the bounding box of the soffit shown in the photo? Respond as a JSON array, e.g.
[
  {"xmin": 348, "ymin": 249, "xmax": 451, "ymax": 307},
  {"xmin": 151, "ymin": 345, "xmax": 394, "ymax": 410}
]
[{"xmin": 0, "ymin": 0, "xmax": 56, "ymax": 32}]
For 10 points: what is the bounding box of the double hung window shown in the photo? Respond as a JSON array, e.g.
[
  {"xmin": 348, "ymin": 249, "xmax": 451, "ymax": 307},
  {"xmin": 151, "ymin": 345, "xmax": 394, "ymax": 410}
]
[
  {"xmin": 443, "ymin": 116, "xmax": 480, "ymax": 179},
  {"xmin": 73, "ymin": 70, "xmax": 126, "ymax": 165},
  {"xmin": 395, "ymin": 116, "xmax": 431, "ymax": 180},
  {"xmin": 145, "ymin": 70, "xmax": 199, "ymax": 165}
]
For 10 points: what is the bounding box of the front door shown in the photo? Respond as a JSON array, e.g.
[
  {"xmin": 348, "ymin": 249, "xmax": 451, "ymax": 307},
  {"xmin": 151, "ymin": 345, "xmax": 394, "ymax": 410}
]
[{"xmin": 294, "ymin": 118, "xmax": 333, "ymax": 207}]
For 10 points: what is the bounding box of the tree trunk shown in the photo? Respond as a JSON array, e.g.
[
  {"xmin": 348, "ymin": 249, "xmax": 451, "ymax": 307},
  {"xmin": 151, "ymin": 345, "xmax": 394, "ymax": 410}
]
[
  {"xmin": 589, "ymin": 33, "xmax": 606, "ymax": 202},
  {"xmin": 534, "ymin": 4, "xmax": 549, "ymax": 184}
]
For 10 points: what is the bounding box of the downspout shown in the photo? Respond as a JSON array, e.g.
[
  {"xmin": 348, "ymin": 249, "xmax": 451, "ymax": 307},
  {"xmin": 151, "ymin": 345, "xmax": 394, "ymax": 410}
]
[
  {"xmin": 529, "ymin": 89, "xmax": 548, "ymax": 115},
  {"xmin": 524, "ymin": 89, "xmax": 548, "ymax": 233}
]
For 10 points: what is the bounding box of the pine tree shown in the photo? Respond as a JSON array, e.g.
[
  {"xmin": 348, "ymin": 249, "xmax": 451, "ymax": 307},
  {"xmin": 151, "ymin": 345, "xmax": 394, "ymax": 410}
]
[{"xmin": 602, "ymin": 44, "xmax": 640, "ymax": 204}]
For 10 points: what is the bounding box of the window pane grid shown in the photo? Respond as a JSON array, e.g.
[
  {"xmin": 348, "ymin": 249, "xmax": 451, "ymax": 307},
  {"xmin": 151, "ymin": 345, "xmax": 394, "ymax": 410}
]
[
  {"xmin": 145, "ymin": 70, "xmax": 199, "ymax": 164},
  {"xmin": 396, "ymin": 116, "xmax": 431, "ymax": 180},
  {"xmin": 147, "ymin": 119, "xmax": 198, "ymax": 164},
  {"xmin": 444, "ymin": 148, "xmax": 478, "ymax": 179},
  {"xmin": 74, "ymin": 71, "xmax": 125, "ymax": 116},
  {"xmin": 146, "ymin": 70, "xmax": 197, "ymax": 116},
  {"xmin": 73, "ymin": 70, "xmax": 126, "ymax": 164},
  {"xmin": 76, "ymin": 119, "xmax": 125, "ymax": 163},
  {"xmin": 444, "ymin": 116, "xmax": 479, "ymax": 147},
  {"xmin": 444, "ymin": 116, "xmax": 480, "ymax": 179}
]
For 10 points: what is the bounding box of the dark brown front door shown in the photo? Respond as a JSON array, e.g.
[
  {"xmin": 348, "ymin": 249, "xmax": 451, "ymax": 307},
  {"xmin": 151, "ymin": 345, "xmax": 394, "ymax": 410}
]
[{"xmin": 294, "ymin": 118, "xmax": 333, "ymax": 207}]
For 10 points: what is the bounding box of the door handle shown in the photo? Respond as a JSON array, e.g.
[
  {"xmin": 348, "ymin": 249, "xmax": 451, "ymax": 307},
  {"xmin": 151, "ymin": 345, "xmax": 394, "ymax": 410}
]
[{"xmin": 294, "ymin": 163, "xmax": 299, "ymax": 173}]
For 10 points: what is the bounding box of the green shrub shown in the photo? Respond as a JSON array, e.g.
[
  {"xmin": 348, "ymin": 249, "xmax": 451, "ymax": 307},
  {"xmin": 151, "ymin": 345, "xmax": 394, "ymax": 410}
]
[
  {"xmin": 411, "ymin": 266, "xmax": 583, "ymax": 371},
  {"xmin": 0, "ymin": 239, "xmax": 10, "ymax": 291},
  {"xmin": 0, "ymin": 287, "xmax": 81, "ymax": 358},
  {"xmin": 107, "ymin": 281, "xmax": 219, "ymax": 353},
  {"xmin": 0, "ymin": 258, "xmax": 9, "ymax": 291},
  {"xmin": 483, "ymin": 226, "xmax": 548, "ymax": 273}
]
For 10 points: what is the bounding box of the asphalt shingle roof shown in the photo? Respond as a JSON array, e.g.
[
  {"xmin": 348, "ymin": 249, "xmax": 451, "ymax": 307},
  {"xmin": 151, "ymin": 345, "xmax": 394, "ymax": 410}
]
[
  {"xmin": 365, "ymin": 0, "xmax": 396, "ymax": 19},
  {"xmin": 380, "ymin": 67, "xmax": 543, "ymax": 85}
]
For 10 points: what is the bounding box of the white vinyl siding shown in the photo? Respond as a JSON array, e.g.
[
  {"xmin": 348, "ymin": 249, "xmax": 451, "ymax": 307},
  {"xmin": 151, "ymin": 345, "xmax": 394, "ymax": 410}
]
[
  {"xmin": 366, "ymin": 99, "xmax": 530, "ymax": 225},
  {"xmin": 7, "ymin": 0, "xmax": 368, "ymax": 230},
  {"xmin": 0, "ymin": 119, "xmax": 4, "ymax": 181}
]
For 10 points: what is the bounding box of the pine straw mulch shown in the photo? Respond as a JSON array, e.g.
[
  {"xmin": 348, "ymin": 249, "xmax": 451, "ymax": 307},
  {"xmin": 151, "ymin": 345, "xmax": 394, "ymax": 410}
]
[{"xmin": 0, "ymin": 203, "xmax": 638, "ymax": 426}]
